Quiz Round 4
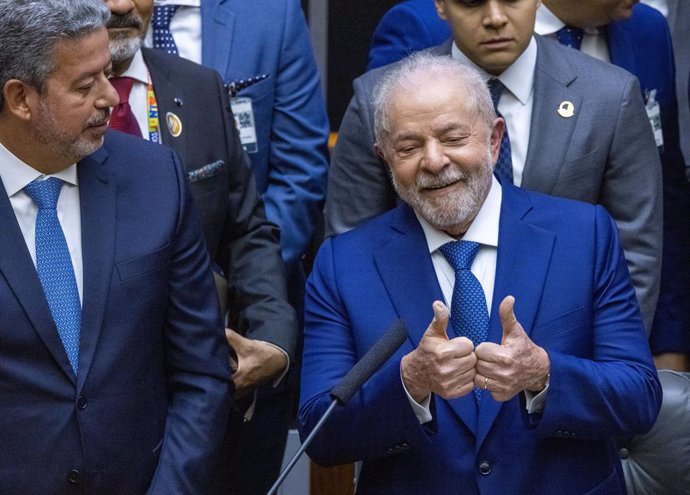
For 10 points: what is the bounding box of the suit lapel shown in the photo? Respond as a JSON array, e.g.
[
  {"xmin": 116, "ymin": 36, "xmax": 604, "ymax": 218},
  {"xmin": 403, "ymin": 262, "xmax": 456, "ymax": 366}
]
[
  {"xmin": 201, "ymin": 0, "xmax": 236, "ymax": 77},
  {"xmin": 76, "ymin": 143, "xmax": 117, "ymax": 390},
  {"xmin": 522, "ymin": 37, "xmax": 583, "ymax": 195},
  {"xmin": 0, "ymin": 177, "xmax": 76, "ymax": 384},
  {"xmin": 606, "ymin": 22, "xmax": 637, "ymax": 76},
  {"xmin": 143, "ymin": 49, "xmax": 189, "ymax": 165},
  {"xmin": 476, "ymin": 184, "xmax": 555, "ymax": 449},
  {"xmin": 373, "ymin": 205, "xmax": 478, "ymax": 435}
]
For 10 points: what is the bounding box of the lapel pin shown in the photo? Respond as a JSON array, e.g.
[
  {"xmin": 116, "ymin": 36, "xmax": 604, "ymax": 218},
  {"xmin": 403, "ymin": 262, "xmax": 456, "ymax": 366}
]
[
  {"xmin": 557, "ymin": 101, "xmax": 575, "ymax": 118},
  {"xmin": 173, "ymin": 97, "xmax": 183, "ymax": 107},
  {"xmin": 166, "ymin": 112, "xmax": 183, "ymax": 138}
]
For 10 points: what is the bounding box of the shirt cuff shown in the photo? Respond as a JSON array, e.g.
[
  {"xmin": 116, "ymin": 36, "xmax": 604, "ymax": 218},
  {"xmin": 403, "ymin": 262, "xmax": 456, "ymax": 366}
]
[
  {"xmin": 400, "ymin": 368, "xmax": 433, "ymax": 424},
  {"xmin": 524, "ymin": 374, "xmax": 550, "ymax": 414},
  {"xmin": 264, "ymin": 341, "xmax": 290, "ymax": 387}
]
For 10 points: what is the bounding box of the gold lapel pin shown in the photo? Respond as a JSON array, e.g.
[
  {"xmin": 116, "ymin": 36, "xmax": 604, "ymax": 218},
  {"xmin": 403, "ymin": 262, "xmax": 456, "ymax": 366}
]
[{"xmin": 166, "ymin": 112, "xmax": 182, "ymax": 137}]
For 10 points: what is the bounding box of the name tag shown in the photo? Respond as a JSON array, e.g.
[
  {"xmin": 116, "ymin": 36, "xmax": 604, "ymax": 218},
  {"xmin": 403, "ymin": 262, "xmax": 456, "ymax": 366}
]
[
  {"xmin": 645, "ymin": 89, "xmax": 664, "ymax": 149},
  {"xmin": 231, "ymin": 97, "xmax": 258, "ymax": 154}
]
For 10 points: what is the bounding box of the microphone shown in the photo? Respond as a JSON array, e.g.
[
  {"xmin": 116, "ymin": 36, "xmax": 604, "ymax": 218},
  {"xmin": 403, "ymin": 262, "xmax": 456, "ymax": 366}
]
[{"xmin": 266, "ymin": 320, "xmax": 408, "ymax": 495}]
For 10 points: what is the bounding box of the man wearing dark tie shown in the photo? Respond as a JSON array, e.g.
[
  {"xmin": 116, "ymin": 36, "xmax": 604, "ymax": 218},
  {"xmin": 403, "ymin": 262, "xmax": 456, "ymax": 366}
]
[
  {"xmin": 0, "ymin": 0, "xmax": 230, "ymax": 492},
  {"xmin": 300, "ymin": 52, "xmax": 661, "ymax": 494}
]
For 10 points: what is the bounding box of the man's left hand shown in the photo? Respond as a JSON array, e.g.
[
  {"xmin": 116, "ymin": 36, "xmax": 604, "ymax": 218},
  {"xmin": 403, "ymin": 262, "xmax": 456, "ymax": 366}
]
[
  {"xmin": 474, "ymin": 296, "xmax": 550, "ymax": 402},
  {"xmin": 225, "ymin": 329, "xmax": 288, "ymax": 398}
]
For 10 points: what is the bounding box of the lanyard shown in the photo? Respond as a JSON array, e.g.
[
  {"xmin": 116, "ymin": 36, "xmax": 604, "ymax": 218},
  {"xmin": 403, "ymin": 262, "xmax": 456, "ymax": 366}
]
[{"xmin": 146, "ymin": 75, "xmax": 162, "ymax": 144}]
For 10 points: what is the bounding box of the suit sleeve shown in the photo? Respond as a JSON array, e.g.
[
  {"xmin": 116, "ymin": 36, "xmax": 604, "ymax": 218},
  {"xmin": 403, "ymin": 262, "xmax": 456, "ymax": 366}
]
[
  {"xmin": 147, "ymin": 150, "xmax": 231, "ymax": 494},
  {"xmin": 366, "ymin": 2, "xmax": 450, "ymax": 71},
  {"xmin": 298, "ymin": 238, "xmax": 432, "ymax": 466},
  {"xmin": 599, "ymin": 75, "xmax": 662, "ymax": 335},
  {"xmin": 214, "ymin": 70, "xmax": 298, "ymax": 360},
  {"xmin": 263, "ymin": 0, "xmax": 329, "ymax": 267},
  {"xmin": 534, "ymin": 207, "xmax": 662, "ymax": 439},
  {"xmin": 324, "ymin": 75, "xmax": 399, "ymax": 236}
]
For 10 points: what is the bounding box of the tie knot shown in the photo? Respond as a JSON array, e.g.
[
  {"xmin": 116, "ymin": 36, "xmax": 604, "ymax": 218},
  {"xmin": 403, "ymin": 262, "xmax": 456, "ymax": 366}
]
[
  {"xmin": 487, "ymin": 78, "xmax": 505, "ymax": 110},
  {"xmin": 556, "ymin": 26, "xmax": 584, "ymax": 50},
  {"xmin": 24, "ymin": 177, "xmax": 63, "ymax": 210},
  {"xmin": 153, "ymin": 4, "xmax": 180, "ymax": 28},
  {"xmin": 109, "ymin": 76, "xmax": 135, "ymax": 104},
  {"xmin": 439, "ymin": 241, "xmax": 480, "ymax": 271}
]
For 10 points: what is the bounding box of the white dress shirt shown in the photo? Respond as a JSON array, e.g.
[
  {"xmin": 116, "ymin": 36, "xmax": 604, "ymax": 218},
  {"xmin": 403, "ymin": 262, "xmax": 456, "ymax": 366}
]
[
  {"xmin": 452, "ymin": 38, "xmax": 537, "ymax": 187},
  {"xmin": 0, "ymin": 142, "xmax": 83, "ymax": 303},
  {"xmin": 535, "ymin": 5, "xmax": 611, "ymax": 63},
  {"xmin": 147, "ymin": 0, "xmax": 202, "ymax": 64}
]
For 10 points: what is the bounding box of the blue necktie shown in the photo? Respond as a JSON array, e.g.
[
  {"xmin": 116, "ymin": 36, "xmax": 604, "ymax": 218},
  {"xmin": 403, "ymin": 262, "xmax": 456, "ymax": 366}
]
[
  {"xmin": 556, "ymin": 26, "xmax": 584, "ymax": 51},
  {"xmin": 152, "ymin": 5, "xmax": 180, "ymax": 55},
  {"xmin": 25, "ymin": 178, "xmax": 81, "ymax": 374},
  {"xmin": 439, "ymin": 240, "xmax": 488, "ymax": 403},
  {"xmin": 488, "ymin": 78, "xmax": 513, "ymax": 184}
]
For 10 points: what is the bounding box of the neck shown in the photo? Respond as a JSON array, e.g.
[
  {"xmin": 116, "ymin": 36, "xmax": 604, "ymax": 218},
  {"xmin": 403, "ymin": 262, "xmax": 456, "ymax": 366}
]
[
  {"xmin": 0, "ymin": 120, "xmax": 72, "ymax": 174},
  {"xmin": 543, "ymin": 0, "xmax": 592, "ymax": 29}
]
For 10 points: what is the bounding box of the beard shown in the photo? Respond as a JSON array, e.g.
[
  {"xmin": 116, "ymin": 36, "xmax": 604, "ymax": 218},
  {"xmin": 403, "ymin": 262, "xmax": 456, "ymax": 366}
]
[
  {"xmin": 33, "ymin": 98, "xmax": 109, "ymax": 163},
  {"xmin": 107, "ymin": 13, "xmax": 144, "ymax": 66},
  {"xmin": 392, "ymin": 147, "xmax": 494, "ymax": 233}
]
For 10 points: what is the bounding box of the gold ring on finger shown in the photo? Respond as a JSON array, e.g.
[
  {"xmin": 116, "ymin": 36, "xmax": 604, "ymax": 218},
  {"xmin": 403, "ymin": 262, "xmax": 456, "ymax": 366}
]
[{"xmin": 484, "ymin": 376, "xmax": 489, "ymax": 390}]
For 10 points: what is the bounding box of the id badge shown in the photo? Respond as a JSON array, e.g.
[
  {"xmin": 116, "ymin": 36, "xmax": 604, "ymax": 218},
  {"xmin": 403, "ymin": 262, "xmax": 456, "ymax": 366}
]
[
  {"xmin": 231, "ymin": 97, "xmax": 258, "ymax": 154},
  {"xmin": 645, "ymin": 89, "xmax": 664, "ymax": 149}
]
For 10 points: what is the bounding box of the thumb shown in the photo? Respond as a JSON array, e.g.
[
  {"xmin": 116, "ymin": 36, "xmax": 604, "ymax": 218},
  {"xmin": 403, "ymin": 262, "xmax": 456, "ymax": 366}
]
[
  {"xmin": 425, "ymin": 300, "xmax": 450, "ymax": 341},
  {"xmin": 225, "ymin": 328, "xmax": 250, "ymax": 356},
  {"xmin": 499, "ymin": 295, "xmax": 520, "ymax": 344}
]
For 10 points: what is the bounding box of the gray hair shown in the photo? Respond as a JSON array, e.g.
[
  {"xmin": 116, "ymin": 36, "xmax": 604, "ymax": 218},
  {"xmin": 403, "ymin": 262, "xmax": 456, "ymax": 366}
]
[
  {"xmin": 0, "ymin": 0, "xmax": 110, "ymax": 110},
  {"xmin": 372, "ymin": 51, "xmax": 496, "ymax": 145}
]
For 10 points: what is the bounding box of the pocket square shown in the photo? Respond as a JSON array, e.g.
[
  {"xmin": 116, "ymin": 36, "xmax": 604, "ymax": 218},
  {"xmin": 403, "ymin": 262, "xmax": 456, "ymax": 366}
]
[
  {"xmin": 225, "ymin": 74, "xmax": 270, "ymax": 98},
  {"xmin": 187, "ymin": 160, "xmax": 224, "ymax": 182}
]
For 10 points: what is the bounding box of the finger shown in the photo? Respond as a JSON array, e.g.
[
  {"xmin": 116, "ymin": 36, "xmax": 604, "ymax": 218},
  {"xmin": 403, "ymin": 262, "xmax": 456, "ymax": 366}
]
[
  {"xmin": 225, "ymin": 328, "xmax": 250, "ymax": 354},
  {"xmin": 425, "ymin": 300, "xmax": 450, "ymax": 340},
  {"xmin": 499, "ymin": 295, "xmax": 519, "ymax": 344},
  {"xmin": 447, "ymin": 336, "xmax": 475, "ymax": 356}
]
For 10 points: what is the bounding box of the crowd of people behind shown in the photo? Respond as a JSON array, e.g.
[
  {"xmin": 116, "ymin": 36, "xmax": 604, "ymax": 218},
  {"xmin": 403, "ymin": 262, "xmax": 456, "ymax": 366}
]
[{"xmin": 0, "ymin": 0, "xmax": 686, "ymax": 493}]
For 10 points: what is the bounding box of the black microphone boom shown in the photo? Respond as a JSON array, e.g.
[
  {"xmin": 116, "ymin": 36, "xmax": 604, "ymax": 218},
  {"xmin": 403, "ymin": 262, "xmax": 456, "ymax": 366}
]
[{"xmin": 266, "ymin": 320, "xmax": 408, "ymax": 495}]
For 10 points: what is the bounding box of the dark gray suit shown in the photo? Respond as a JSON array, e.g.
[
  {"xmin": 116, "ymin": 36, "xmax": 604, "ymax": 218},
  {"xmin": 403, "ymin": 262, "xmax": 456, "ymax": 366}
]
[
  {"xmin": 143, "ymin": 47, "xmax": 296, "ymax": 356},
  {"xmin": 325, "ymin": 35, "xmax": 662, "ymax": 332}
]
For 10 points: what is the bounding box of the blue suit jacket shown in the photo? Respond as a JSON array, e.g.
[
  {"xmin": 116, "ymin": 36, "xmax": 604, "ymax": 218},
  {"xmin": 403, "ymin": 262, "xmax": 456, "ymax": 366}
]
[
  {"xmin": 300, "ymin": 182, "xmax": 661, "ymax": 494},
  {"xmin": 200, "ymin": 0, "xmax": 329, "ymax": 268},
  {"xmin": 0, "ymin": 132, "xmax": 230, "ymax": 493},
  {"xmin": 366, "ymin": 1, "xmax": 690, "ymax": 354}
]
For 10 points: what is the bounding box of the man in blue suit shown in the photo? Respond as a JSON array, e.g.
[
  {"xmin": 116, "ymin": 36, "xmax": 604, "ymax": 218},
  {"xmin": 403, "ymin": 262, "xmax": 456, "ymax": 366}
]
[
  {"xmin": 0, "ymin": 0, "xmax": 230, "ymax": 493},
  {"xmin": 301, "ymin": 52, "xmax": 661, "ymax": 495},
  {"xmin": 147, "ymin": 1, "xmax": 330, "ymax": 492},
  {"xmin": 349, "ymin": 0, "xmax": 690, "ymax": 370}
]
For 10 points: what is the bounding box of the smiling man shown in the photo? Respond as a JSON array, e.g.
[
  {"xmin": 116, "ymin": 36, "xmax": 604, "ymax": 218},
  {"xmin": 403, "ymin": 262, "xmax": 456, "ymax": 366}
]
[
  {"xmin": 0, "ymin": 0, "xmax": 230, "ymax": 492},
  {"xmin": 300, "ymin": 52, "xmax": 661, "ymax": 494}
]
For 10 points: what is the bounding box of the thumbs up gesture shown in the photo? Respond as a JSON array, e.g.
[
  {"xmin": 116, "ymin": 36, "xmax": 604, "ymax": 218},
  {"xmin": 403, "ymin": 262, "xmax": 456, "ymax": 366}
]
[
  {"xmin": 474, "ymin": 296, "xmax": 550, "ymax": 402},
  {"xmin": 401, "ymin": 301, "xmax": 477, "ymax": 402}
]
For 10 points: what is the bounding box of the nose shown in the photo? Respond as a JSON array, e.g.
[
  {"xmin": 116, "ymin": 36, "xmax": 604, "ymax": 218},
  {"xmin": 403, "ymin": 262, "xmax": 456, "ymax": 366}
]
[
  {"xmin": 482, "ymin": 0, "xmax": 509, "ymax": 29},
  {"xmin": 106, "ymin": 0, "xmax": 134, "ymax": 15},
  {"xmin": 97, "ymin": 78, "xmax": 120, "ymax": 109},
  {"xmin": 421, "ymin": 140, "xmax": 450, "ymax": 173}
]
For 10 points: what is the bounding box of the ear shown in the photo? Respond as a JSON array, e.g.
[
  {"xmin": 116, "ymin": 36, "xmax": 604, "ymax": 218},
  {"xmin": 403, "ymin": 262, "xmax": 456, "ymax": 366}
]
[
  {"xmin": 434, "ymin": 0, "xmax": 448, "ymax": 21},
  {"xmin": 2, "ymin": 79, "xmax": 37, "ymax": 122},
  {"xmin": 490, "ymin": 117, "xmax": 505, "ymax": 165}
]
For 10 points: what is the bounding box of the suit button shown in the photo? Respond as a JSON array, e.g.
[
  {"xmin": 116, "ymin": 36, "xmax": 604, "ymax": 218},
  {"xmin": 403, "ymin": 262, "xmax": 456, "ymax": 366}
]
[
  {"xmin": 619, "ymin": 448, "xmax": 629, "ymax": 459},
  {"xmin": 77, "ymin": 396, "xmax": 88, "ymax": 410},
  {"xmin": 478, "ymin": 461, "xmax": 492, "ymax": 476},
  {"xmin": 68, "ymin": 470, "xmax": 81, "ymax": 485},
  {"xmin": 386, "ymin": 448, "xmax": 394, "ymax": 455},
  {"xmin": 555, "ymin": 430, "xmax": 564, "ymax": 438}
]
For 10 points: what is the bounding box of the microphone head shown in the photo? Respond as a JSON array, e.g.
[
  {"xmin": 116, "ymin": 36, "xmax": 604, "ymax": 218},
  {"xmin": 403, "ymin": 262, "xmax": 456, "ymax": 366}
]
[{"xmin": 330, "ymin": 320, "xmax": 407, "ymax": 405}]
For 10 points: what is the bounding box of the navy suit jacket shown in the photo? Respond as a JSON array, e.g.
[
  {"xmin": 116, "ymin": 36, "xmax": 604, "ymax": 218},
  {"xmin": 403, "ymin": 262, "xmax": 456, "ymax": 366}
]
[
  {"xmin": 300, "ymin": 182, "xmax": 661, "ymax": 494},
  {"xmin": 0, "ymin": 132, "xmax": 230, "ymax": 493},
  {"xmin": 200, "ymin": 0, "xmax": 329, "ymax": 269},
  {"xmin": 365, "ymin": 1, "xmax": 690, "ymax": 353}
]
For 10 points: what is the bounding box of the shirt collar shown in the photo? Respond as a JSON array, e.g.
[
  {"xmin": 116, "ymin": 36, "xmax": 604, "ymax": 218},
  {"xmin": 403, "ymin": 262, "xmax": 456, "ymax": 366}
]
[
  {"xmin": 417, "ymin": 175, "xmax": 502, "ymax": 254},
  {"xmin": 0, "ymin": 141, "xmax": 78, "ymax": 197},
  {"xmin": 154, "ymin": 0, "xmax": 200, "ymax": 7},
  {"xmin": 120, "ymin": 48, "xmax": 149, "ymax": 85},
  {"xmin": 451, "ymin": 37, "xmax": 537, "ymax": 105},
  {"xmin": 535, "ymin": 5, "xmax": 602, "ymax": 36}
]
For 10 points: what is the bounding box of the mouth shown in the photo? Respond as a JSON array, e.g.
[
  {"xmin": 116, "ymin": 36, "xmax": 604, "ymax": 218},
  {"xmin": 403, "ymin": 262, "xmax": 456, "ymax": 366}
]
[
  {"xmin": 421, "ymin": 178, "xmax": 464, "ymax": 195},
  {"xmin": 481, "ymin": 37, "xmax": 513, "ymax": 49}
]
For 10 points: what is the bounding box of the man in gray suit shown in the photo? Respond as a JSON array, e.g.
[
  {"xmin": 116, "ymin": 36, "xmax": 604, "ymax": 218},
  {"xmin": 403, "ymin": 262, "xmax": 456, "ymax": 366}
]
[{"xmin": 326, "ymin": 0, "xmax": 662, "ymax": 333}]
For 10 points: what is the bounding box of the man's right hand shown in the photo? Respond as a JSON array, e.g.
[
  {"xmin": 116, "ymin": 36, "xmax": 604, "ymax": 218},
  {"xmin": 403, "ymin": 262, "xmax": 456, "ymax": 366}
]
[{"xmin": 401, "ymin": 301, "xmax": 476, "ymax": 403}]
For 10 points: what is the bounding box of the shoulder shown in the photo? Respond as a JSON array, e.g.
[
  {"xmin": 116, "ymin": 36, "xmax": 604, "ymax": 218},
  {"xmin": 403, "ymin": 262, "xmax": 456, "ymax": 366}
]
[
  {"xmin": 143, "ymin": 48, "xmax": 222, "ymax": 84},
  {"xmin": 624, "ymin": 3, "xmax": 670, "ymax": 31}
]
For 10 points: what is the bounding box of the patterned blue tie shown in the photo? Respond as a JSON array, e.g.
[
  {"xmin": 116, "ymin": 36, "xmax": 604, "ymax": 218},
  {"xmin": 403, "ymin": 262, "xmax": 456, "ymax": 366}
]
[
  {"xmin": 439, "ymin": 240, "xmax": 488, "ymax": 403},
  {"xmin": 152, "ymin": 5, "xmax": 180, "ymax": 55},
  {"xmin": 488, "ymin": 78, "xmax": 513, "ymax": 184},
  {"xmin": 556, "ymin": 26, "xmax": 584, "ymax": 51},
  {"xmin": 25, "ymin": 178, "xmax": 81, "ymax": 374}
]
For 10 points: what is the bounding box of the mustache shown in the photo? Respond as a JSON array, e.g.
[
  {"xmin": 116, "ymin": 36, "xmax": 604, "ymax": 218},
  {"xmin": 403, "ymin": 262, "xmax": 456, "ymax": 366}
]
[
  {"xmin": 106, "ymin": 12, "xmax": 143, "ymax": 31},
  {"xmin": 87, "ymin": 109, "xmax": 111, "ymax": 128},
  {"xmin": 416, "ymin": 169, "xmax": 466, "ymax": 189}
]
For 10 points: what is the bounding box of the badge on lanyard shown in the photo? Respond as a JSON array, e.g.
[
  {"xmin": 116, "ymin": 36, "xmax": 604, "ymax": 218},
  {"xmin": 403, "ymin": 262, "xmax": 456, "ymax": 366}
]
[
  {"xmin": 231, "ymin": 97, "xmax": 258, "ymax": 154},
  {"xmin": 645, "ymin": 89, "xmax": 664, "ymax": 149}
]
